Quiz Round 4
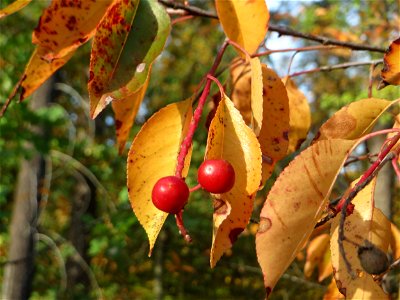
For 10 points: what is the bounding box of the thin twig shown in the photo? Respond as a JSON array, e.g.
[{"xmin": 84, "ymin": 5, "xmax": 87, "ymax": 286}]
[
  {"xmin": 158, "ymin": 0, "xmax": 387, "ymax": 53},
  {"xmin": 289, "ymin": 60, "xmax": 383, "ymax": 77}
]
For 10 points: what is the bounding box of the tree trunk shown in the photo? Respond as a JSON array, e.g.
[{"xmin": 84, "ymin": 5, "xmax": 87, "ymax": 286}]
[{"xmin": 1, "ymin": 77, "xmax": 55, "ymax": 300}]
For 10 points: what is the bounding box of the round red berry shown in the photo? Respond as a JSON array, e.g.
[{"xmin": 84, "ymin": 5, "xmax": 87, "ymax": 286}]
[
  {"xmin": 198, "ymin": 159, "xmax": 235, "ymax": 194},
  {"xmin": 152, "ymin": 176, "xmax": 189, "ymax": 214}
]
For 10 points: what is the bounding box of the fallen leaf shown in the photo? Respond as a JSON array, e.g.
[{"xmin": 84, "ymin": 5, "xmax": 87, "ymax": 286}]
[
  {"xmin": 207, "ymin": 94, "xmax": 262, "ymax": 267},
  {"xmin": 89, "ymin": 0, "xmax": 170, "ymax": 118},
  {"xmin": 330, "ymin": 178, "xmax": 390, "ymax": 299},
  {"xmin": 32, "ymin": 0, "xmax": 112, "ymax": 60},
  {"xmin": 378, "ymin": 38, "xmax": 400, "ymax": 89},
  {"xmin": 127, "ymin": 98, "xmax": 193, "ymax": 255},
  {"xmin": 112, "ymin": 71, "xmax": 150, "ymax": 154},
  {"xmin": 0, "ymin": 0, "xmax": 31, "ymax": 19},
  {"xmin": 215, "ymin": 0, "xmax": 269, "ymax": 57},
  {"xmin": 282, "ymin": 76, "xmax": 311, "ymax": 153}
]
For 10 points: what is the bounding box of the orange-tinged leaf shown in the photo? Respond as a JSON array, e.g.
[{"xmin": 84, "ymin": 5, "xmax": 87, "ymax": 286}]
[
  {"xmin": 323, "ymin": 277, "xmax": 345, "ymax": 300},
  {"xmin": 378, "ymin": 38, "xmax": 400, "ymax": 89},
  {"xmin": 32, "ymin": 0, "xmax": 112, "ymax": 60},
  {"xmin": 215, "ymin": 0, "xmax": 269, "ymax": 57},
  {"xmin": 390, "ymin": 222, "xmax": 400, "ymax": 259},
  {"xmin": 89, "ymin": 0, "xmax": 170, "ymax": 118},
  {"xmin": 127, "ymin": 99, "xmax": 193, "ymax": 255},
  {"xmin": 14, "ymin": 46, "xmax": 75, "ymax": 101},
  {"xmin": 250, "ymin": 57, "xmax": 263, "ymax": 136},
  {"xmin": 256, "ymin": 138, "xmax": 356, "ymax": 295},
  {"xmin": 112, "ymin": 72, "xmax": 150, "ymax": 154},
  {"xmin": 330, "ymin": 178, "xmax": 390, "ymax": 299},
  {"xmin": 0, "ymin": 0, "xmax": 31, "ymax": 19},
  {"xmin": 304, "ymin": 233, "xmax": 330, "ymax": 278},
  {"xmin": 282, "ymin": 76, "xmax": 311, "ymax": 153},
  {"xmin": 315, "ymin": 98, "xmax": 394, "ymax": 141},
  {"xmin": 230, "ymin": 58, "xmax": 252, "ymax": 124},
  {"xmin": 207, "ymin": 94, "xmax": 262, "ymax": 267},
  {"xmin": 258, "ymin": 65, "xmax": 290, "ymax": 185},
  {"xmin": 318, "ymin": 247, "xmax": 333, "ymax": 282}
]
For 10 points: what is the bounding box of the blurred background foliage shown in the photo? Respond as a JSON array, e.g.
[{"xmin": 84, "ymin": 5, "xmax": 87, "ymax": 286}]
[{"xmin": 0, "ymin": 0, "xmax": 399, "ymax": 299}]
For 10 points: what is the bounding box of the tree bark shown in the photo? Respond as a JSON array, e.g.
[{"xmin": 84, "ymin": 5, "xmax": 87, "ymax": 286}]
[{"xmin": 1, "ymin": 77, "xmax": 55, "ymax": 300}]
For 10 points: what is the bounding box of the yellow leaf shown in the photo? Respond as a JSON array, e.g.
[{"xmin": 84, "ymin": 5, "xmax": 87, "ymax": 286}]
[
  {"xmin": 207, "ymin": 94, "xmax": 262, "ymax": 267},
  {"xmin": 215, "ymin": 0, "xmax": 269, "ymax": 57},
  {"xmin": 323, "ymin": 277, "xmax": 345, "ymax": 300},
  {"xmin": 330, "ymin": 178, "xmax": 390, "ymax": 299},
  {"xmin": 318, "ymin": 247, "xmax": 333, "ymax": 282},
  {"xmin": 0, "ymin": 0, "xmax": 31, "ymax": 19},
  {"xmin": 127, "ymin": 99, "xmax": 193, "ymax": 255},
  {"xmin": 282, "ymin": 76, "xmax": 311, "ymax": 153},
  {"xmin": 315, "ymin": 98, "xmax": 395, "ymax": 141},
  {"xmin": 230, "ymin": 58, "xmax": 252, "ymax": 124},
  {"xmin": 32, "ymin": 0, "xmax": 112, "ymax": 60},
  {"xmin": 304, "ymin": 233, "xmax": 330, "ymax": 278},
  {"xmin": 390, "ymin": 222, "xmax": 400, "ymax": 259},
  {"xmin": 258, "ymin": 65, "xmax": 290, "ymax": 186},
  {"xmin": 250, "ymin": 57, "xmax": 263, "ymax": 136},
  {"xmin": 256, "ymin": 138, "xmax": 356, "ymax": 295},
  {"xmin": 112, "ymin": 72, "xmax": 150, "ymax": 154},
  {"xmin": 14, "ymin": 46, "xmax": 75, "ymax": 101},
  {"xmin": 378, "ymin": 38, "xmax": 400, "ymax": 89}
]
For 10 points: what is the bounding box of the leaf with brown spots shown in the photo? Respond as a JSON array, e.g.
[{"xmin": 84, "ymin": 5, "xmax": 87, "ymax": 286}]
[
  {"xmin": 378, "ymin": 38, "xmax": 400, "ymax": 89},
  {"xmin": 206, "ymin": 94, "xmax": 262, "ymax": 267},
  {"xmin": 258, "ymin": 65, "xmax": 290, "ymax": 186},
  {"xmin": 256, "ymin": 138, "xmax": 357, "ymax": 295},
  {"xmin": 10, "ymin": 46, "xmax": 75, "ymax": 102},
  {"xmin": 315, "ymin": 98, "xmax": 396, "ymax": 142},
  {"xmin": 330, "ymin": 178, "xmax": 390, "ymax": 299},
  {"xmin": 112, "ymin": 70, "xmax": 150, "ymax": 154},
  {"xmin": 32, "ymin": 0, "xmax": 112, "ymax": 60},
  {"xmin": 215, "ymin": 0, "xmax": 269, "ymax": 57},
  {"xmin": 127, "ymin": 98, "xmax": 192, "ymax": 255},
  {"xmin": 0, "ymin": 0, "xmax": 31, "ymax": 19},
  {"xmin": 89, "ymin": 0, "xmax": 170, "ymax": 118},
  {"xmin": 282, "ymin": 76, "xmax": 311, "ymax": 153}
]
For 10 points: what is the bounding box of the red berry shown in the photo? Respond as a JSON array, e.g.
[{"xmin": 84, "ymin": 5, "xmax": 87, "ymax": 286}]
[
  {"xmin": 152, "ymin": 176, "xmax": 189, "ymax": 214},
  {"xmin": 198, "ymin": 159, "xmax": 235, "ymax": 193}
]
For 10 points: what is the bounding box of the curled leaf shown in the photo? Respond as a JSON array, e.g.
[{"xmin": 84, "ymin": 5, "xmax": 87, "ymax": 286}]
[
  {"xmin": 378, "ymin": 38, "xmax": 400, "ymax": 89},
  {"xmin": 89, "ymin": 0, "xmax": 170, "ymax": 118},
  {"xmin": 207, "ymin": 94, "xmax": 262, "ymax": 267},
  {"xmin": 127, "ymin": 99, "xmax": 193, "ymax": 255}
]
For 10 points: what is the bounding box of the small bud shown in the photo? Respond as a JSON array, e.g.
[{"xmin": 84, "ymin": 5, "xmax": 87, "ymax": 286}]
[{"xmin": 357, "ymin": 240, "xmax": 389, "ymax": 275}]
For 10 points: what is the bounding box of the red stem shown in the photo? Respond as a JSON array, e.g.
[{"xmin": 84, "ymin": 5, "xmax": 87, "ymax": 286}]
[
  {"xmin": 175, "ymin": 40, "xmax": 229, "ymax": 178},
  {"xmin": 175, "ymin": 211, "xmax": 192, "ymax": 243}
]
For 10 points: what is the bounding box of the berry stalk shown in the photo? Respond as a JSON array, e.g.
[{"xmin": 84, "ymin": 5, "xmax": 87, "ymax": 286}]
[{"xmin": 175, "ymin": 40, "xmax": 229, "ymax": 178}]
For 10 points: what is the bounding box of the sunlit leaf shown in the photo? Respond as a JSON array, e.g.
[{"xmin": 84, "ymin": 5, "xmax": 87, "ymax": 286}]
[
  {"xmin": 250, "ymin": 57, "xmax": 263, "ymax": 136},
  {"xmin": 215, "ymin": 0, "xmax": 269, "ymax": 57},
  {"xmin": 330, "ymin": 178, "xmax": 390, "ymax": 299},
  {"xmin": 12, "ymin": 46, "xmax": 75, "ymax": 101},
  {"xmin": 315, "ymin": 98, "xmax": 394, "ymax": 141},
  {"xmin": 207, "ymin": 94, "xmax": 262, "ymax": 267},
  {"xmin": 32, "ymin": 0, "xmax": 112, "ymax": 60},
  {"xmin": 318, "ymin": 247, "xmax": 332, "ymax": 282},
  {"xmin": 112, "ymin": 71, "xmax": 150, "ymax": 154},
  {"xmin": 304, "ymin": 233, "xmax": 330, "ymax": 278},
  {"xmin": 378, "ymin": 38, "xmax": 400, "ymax": 89},
  {"xmin": 282, "ymin": 76, "xmax": 311, "ymax": 153},
  {"xmin": 0, "ymin": 0, "xmax": 31, "ymax": 19},
  {"xmin": 89, "ymin": 0, "xmax": 170, "ymax": 118},
  {"xmin": 258, "ymin": 65, "xmax": 290, "ymax": 186},
  {"xmin": 256, "ymin": 138, "xmax": 356, "ymax": 295},
  {"xmin": 390, "ymin": 222, "xmax": 400, "ymax": 259},
  {"xmin": 323, "ymin": 277, "xmax": 345, "ymax": 300},
  {"xmin": 127, "ymin": 99, "xmax": 193, "ymax": 255}
]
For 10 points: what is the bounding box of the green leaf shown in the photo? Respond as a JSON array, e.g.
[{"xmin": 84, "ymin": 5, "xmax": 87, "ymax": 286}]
[{"xmin": 89, "ymin": 0, "xmax": 171, "ymax": 118}]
